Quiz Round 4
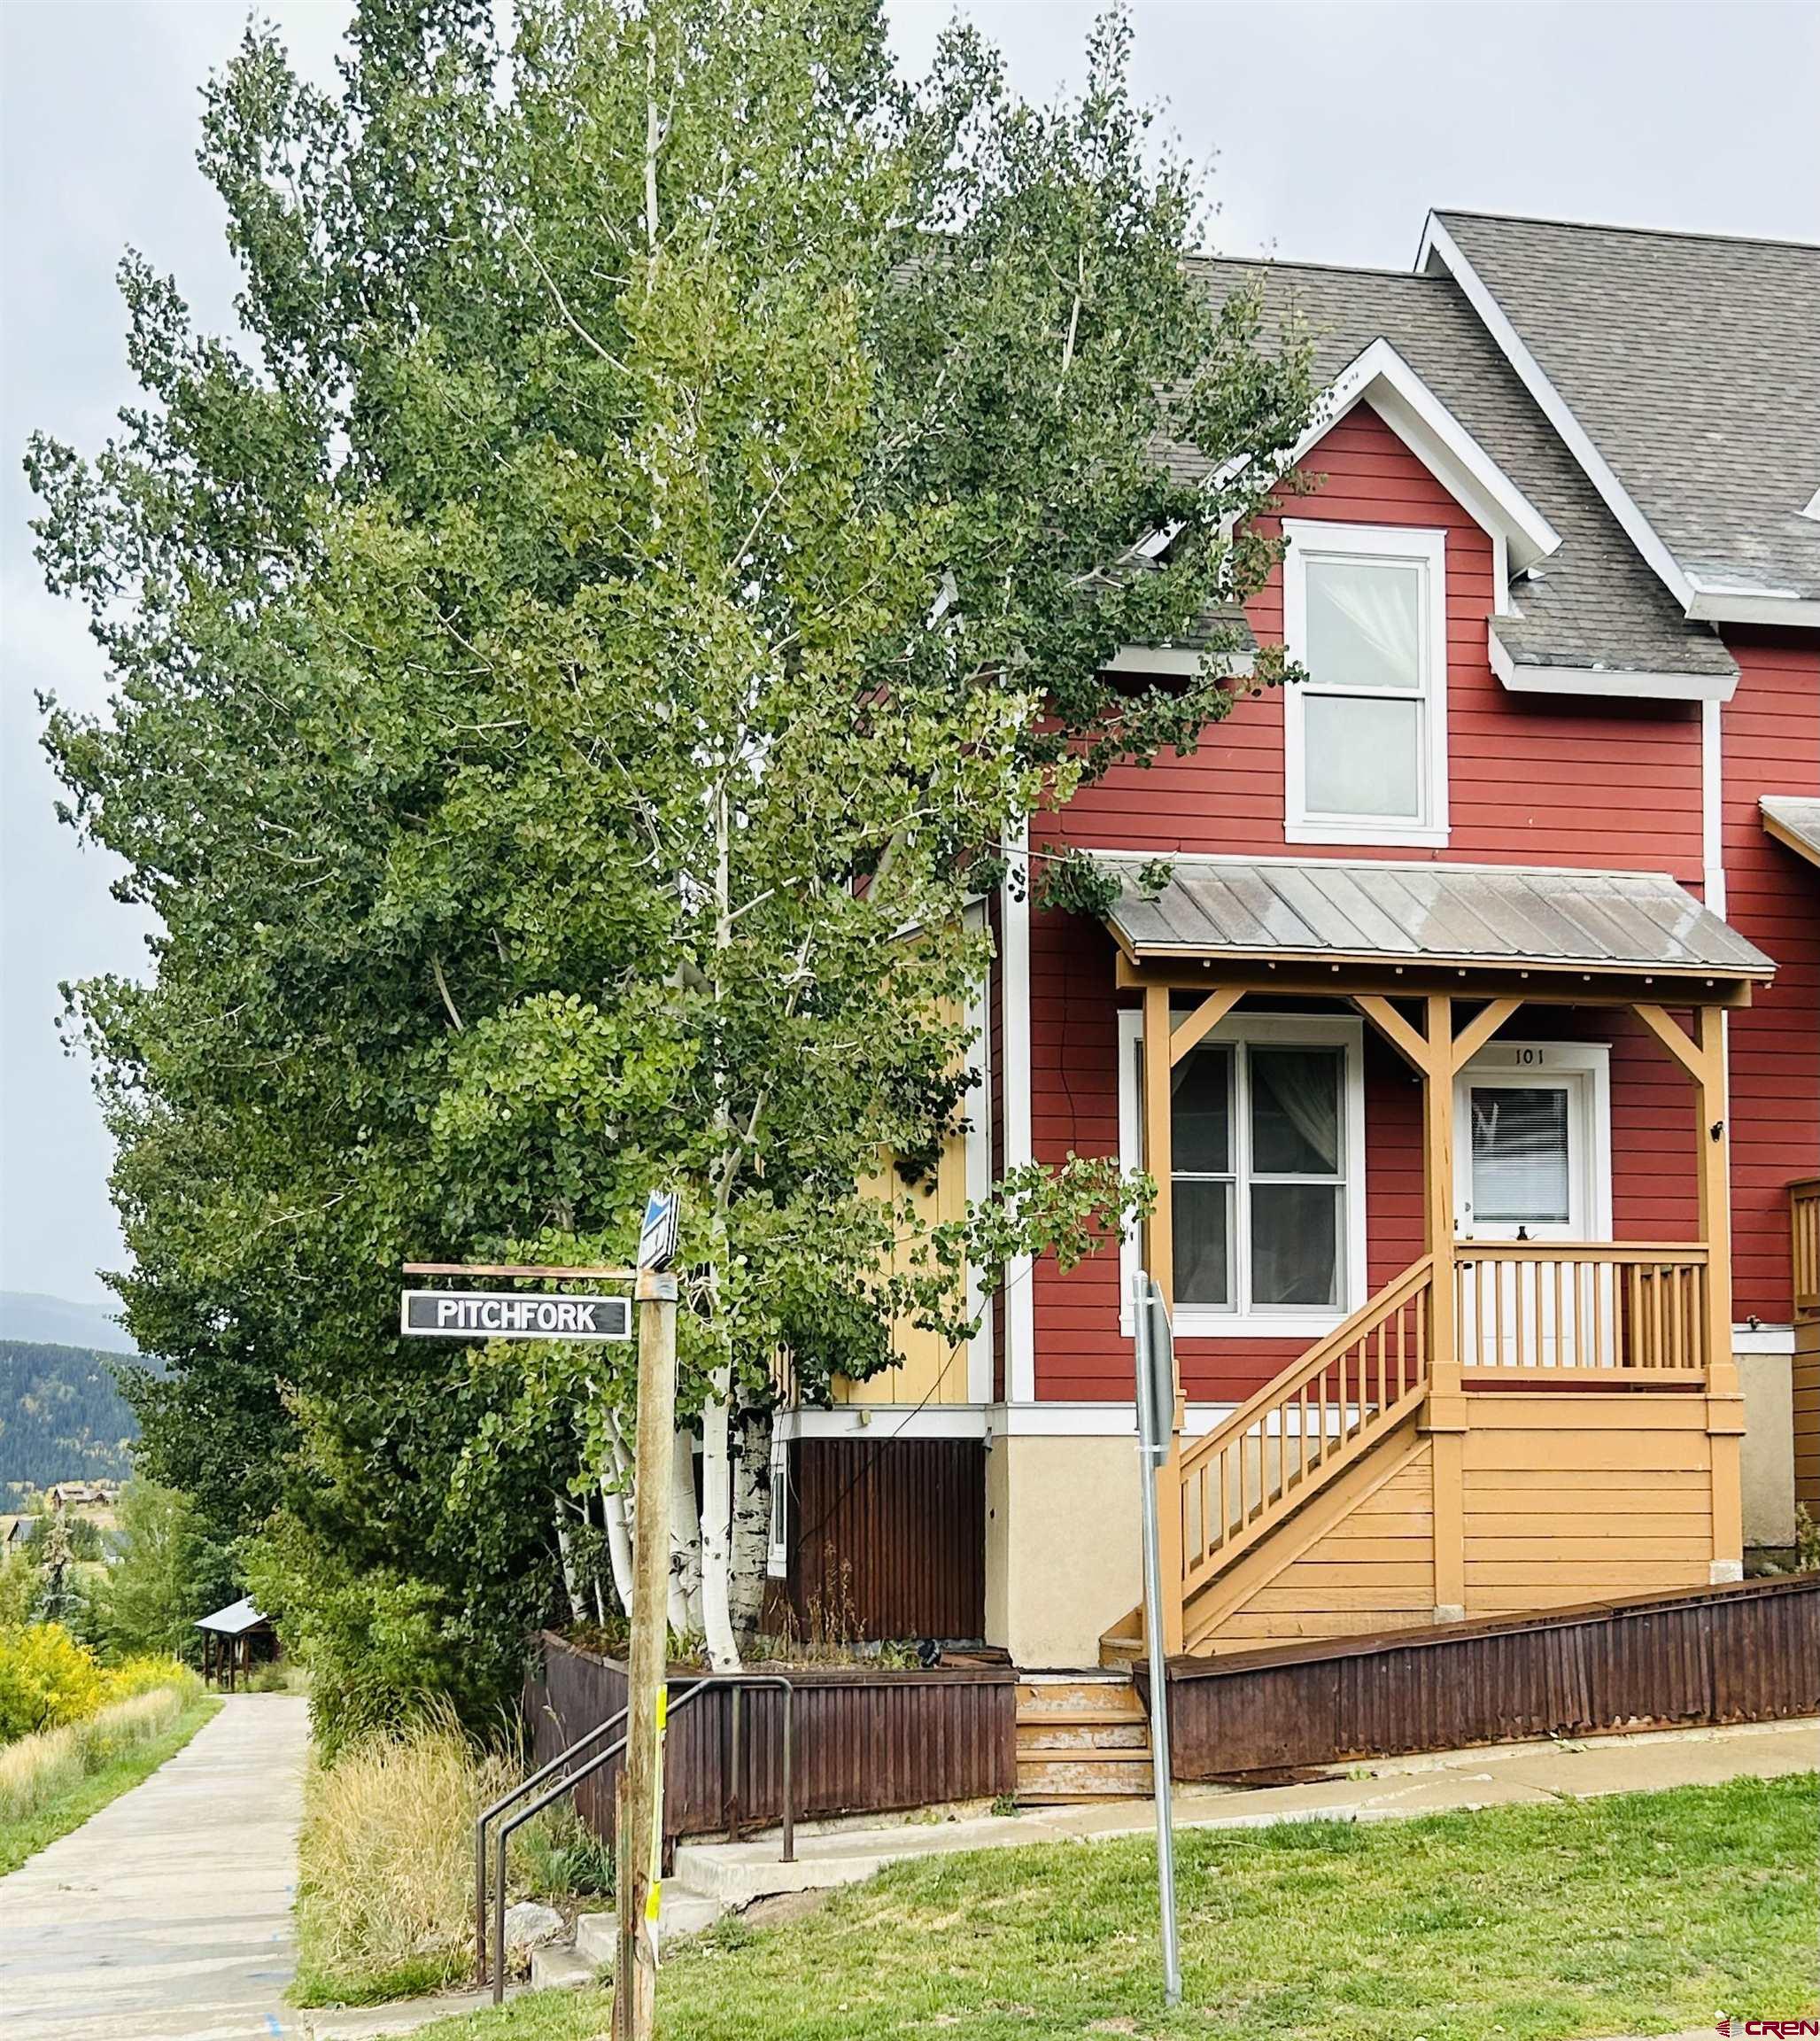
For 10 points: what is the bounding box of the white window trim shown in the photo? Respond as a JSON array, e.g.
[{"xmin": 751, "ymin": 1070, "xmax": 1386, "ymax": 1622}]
[
  {"xmin": 1282, "ymin": 520, "xmax": 1450, "ymax": 850},
  {"xmin": 1452, "ymin": 1039, "xmax": 1613, "ymax": 1242},
  {"xmin": 1118, "ymin": 1008, "xmax": 1368, "ymax": 1339}
]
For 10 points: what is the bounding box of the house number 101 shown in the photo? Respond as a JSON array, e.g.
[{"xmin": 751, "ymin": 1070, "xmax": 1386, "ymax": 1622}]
[{"xmin": 1512, "ymin": 1047, "xmax": 1546, "ymax": 1066}]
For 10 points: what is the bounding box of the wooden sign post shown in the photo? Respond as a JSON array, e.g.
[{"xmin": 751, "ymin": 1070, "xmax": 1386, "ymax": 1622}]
[
  {"xmin": 399, "ymin": 1210, "xmax": 679, "ymax": 2041},
  {"xmin": 614, "ymin": 1191, "xmax": 682, "ymax": 2041},
  {"xmin": 613, "ymin": 1261, "xmax": 677, "ymax": 2038}
]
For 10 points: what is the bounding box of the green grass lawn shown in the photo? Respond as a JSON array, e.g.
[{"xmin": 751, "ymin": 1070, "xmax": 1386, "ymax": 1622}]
[
  {"xmin": 0, "ymin": 1696, "xmax": 221, "ymax": 1877},
  {"xmin": 406, "ymin": 1773, "xmax": 1816, "ymax": 2041}
]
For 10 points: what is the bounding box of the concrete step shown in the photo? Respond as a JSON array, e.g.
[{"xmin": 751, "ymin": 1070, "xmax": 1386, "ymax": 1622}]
[
  {"xmin": 530, "ymin": 1943, "xmax": 599, "ymax": 1992},
  {"xmin": 574, "ymin": 1890, "xmax": 724, "ymax": 1967},
  {"xmin": 672, "ymin": 1843, "xmax": 885, "ymax": 1905},
  {"xmin": 1017, "ymin": 1718, "xmax": 1149, "ymax": 1752},
  {"xmin": 1017, "ymin": 1750, "xmax": 1155, "ymax": 1800},
  {"xmin": 1016, "ymin": 1676, "xmax": 1142, "ymax": 1718}
]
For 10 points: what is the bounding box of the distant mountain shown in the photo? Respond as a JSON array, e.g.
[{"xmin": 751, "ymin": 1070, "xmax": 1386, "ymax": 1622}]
[
  {"xmin": 0, "ymin": 1292, "xmax": 136, "ymax": 1354},
  {"xmin": 0, "ymin": 1339, "xmax": 148, "ymax": 1496}
]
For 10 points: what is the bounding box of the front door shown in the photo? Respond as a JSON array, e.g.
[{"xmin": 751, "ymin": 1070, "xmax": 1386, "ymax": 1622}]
[{"xmin": 1454, "ymin": 1044, "xmax": 1611, "ymax": 1365}]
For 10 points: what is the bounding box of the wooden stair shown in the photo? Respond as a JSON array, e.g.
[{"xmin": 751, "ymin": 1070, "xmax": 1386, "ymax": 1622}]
[
  {"xmin": 1015, "ymin": 1674, "xmax": 1152, "ymax": 1803},
  {"xmin": 1102, "ymin": 1256, "xmax": 1436, "ymax": 1665}
]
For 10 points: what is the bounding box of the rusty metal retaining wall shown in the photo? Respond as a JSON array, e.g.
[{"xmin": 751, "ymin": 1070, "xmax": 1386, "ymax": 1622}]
[
  {"xmin": 1154, "ymin": 1575, "xmax": 1820, "ymax": 1778},
  {"xmin": 526, "ymin": 1632, "xmax": 1018, "ymax": 1845}
]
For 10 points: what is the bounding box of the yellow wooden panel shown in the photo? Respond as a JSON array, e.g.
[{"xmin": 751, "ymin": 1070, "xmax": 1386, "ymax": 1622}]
[
  {"xmin": 1317, "ymin": 1535, "xmax": 1434, "ymax": 1561},
  {"xmin": 1465, "ymin": 1561, "xmax": 1709, "ymax": 1587},
  {"xmin": 1269, "ymin": 1559, "xmax": 1437, "ymax": 1587},
  {"xmin": 1465, "ymin": 1468, "xmax": 1713, "ymax": 1501},
  {"xmin": 1467, "ymin": 1579, "xmax": 1704, "ymax": 1611},
  {"xmin": 1460, "ymin": 1509, "xmax": 1705, "ymax": 1534},
  {"xmin": 1461, "ymin": 1432, "xmax": 1711, "ymax": 1472},
  {"xmin": 1463, "ymin": 1536, "xmax": 1713, "ymax": 1564},
  {"xmin": 1463, "ymin": 1394, "xmax": 1710, "ymax": 1432}
]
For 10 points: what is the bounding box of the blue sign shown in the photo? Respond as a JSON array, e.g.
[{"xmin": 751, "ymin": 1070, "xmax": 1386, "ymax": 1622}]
[{"xmin": 639, "ymin": 1189, "xmax": 681, "ymax": 1272}]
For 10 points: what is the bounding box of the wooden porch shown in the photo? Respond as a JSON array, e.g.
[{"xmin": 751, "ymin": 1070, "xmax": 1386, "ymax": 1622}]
[{"xmin": 1111, "ymin": 951, "xmax": 1758, "ymax": 1662}]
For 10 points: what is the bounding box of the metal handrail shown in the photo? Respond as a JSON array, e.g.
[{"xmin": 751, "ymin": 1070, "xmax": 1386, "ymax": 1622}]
[{"xmin": 477, "ymin": 1671, "xmax": 795, "ymax": 2002}]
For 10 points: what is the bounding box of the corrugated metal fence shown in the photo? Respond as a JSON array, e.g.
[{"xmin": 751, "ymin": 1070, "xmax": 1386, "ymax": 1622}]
[
  {"xmin": 1156, "ymin": 1575, "xmax": 1820, "ymax": 1778},
  {"xmin": 526, "ymin": 1633, "xmax": 1017, "ymax": 1846}
]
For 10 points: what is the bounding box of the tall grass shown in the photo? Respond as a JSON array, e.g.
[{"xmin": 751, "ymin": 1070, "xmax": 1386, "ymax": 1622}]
[
  {"xmin": 294, "ymin": 1712, "xmax": 518, "ymax": 2004},
  {"xmin": 292, "ymin": 1711, "xmax": 616, "ymax": 2006},
  {"xmin": 0, "ymin": 1672, "xmax": 205, "ymax": 1830}
]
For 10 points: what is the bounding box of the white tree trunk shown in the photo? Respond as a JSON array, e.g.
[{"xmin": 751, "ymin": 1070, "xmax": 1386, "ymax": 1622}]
[
  {"xmin": 670, "ymin": 1429, "xmax": 705, "ymax": 1637},
  {"xmin": 698, "ymin": 1377, "xmax": 740, "ymax": 1670},
  {"xmin": 728, "ymin": 1412, "xmax": 773, "ymax": 1643},
  {"xmin": 600, "ymin": 1417, "xmax": 637, "ymax": 1614},
  {"xmin": 554, "ymin": 1502, "xmax": 586, "ymax": 1626}
]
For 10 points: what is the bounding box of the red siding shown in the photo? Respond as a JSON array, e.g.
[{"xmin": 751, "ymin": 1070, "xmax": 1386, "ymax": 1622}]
[
  {"xmin": 1021, "ymin": 402, "xmax": 1762, "ymax": 1405},
  {"xmin": 1049, "ymin": 407, "xmax": 1704, "ymax": 878},
  {"xmin": 1721, "ymin": 628, "xmax": 1820, "ymax": 1324}
]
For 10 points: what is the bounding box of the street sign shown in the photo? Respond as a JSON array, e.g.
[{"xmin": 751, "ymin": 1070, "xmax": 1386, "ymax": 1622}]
[
  {"xmin": 399, "ymin": 1290, "xmax": 631, "ymax": 1341},
  {"xmin": 638, "ymin": 1188, "xmax": 680, "ymax": 1272}
]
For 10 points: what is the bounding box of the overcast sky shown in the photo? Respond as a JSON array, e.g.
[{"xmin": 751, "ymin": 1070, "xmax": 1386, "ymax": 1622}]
[{"xmin": 3, "ymin": 0, "xmax": 1817, "ymax": 1309}]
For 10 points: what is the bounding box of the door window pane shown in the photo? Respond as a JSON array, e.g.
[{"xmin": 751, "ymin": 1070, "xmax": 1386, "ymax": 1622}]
[
  {"xmin": 1170, "ymin": 1044, "xmax": 1232, "ymax": 1174},
  {"xmin": 1251, "ymin": 1184, "xmax": 1342, "ymax": 1307},
  {"xmin": 1305, "ymin": 557, "xmax": 1421, "ymax": 692},
  {"xmin": 1471, "ymin": 1086, "xmax": 1570, "ymax": 1224},
  {"xmin": 1173, "ymin": 1182, "xmax": 1233, "ymax": 1307},
  {"xmin": 1251, "ymin": 1047, "xmax": 1342, "ymax": 1176},
  {"xmin": 1305, "ymin": 695, "xmax": 1421, "ymax": 818}
]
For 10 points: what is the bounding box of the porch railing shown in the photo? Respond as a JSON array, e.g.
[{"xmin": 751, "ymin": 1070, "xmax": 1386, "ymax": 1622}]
[
  {"xmin": 1452, "ymin": 1243, "xmax": 1710, "ymax": 1378},
  {"xmin": 1793, "ymin": 1181, "xmax": 1819, "ymax": 1322},
  {"xmin": 1176, "ymin": 1256, "xmax": 1434, "ymax": 1603}
]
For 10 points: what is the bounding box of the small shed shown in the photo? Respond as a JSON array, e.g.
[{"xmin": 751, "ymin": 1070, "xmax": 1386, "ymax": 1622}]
[{"xmin": 195, "ymin": 1596, "xmax": 277, "ymax": 1689}]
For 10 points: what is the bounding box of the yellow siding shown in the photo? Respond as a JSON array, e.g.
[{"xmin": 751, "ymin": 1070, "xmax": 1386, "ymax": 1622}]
[{"xmin": 833, "ymin": 1080, "xmax": 972, "ymax": 1409}]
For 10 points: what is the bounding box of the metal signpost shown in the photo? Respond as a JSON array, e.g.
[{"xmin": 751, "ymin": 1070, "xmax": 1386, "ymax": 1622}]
[{"xmin": 1132, "ymin": 1267, "xmax": 1183, "ymax": 2010}]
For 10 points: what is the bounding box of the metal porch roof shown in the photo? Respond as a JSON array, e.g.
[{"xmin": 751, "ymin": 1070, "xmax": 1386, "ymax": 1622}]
[
  {"xmin": 1762, "ymin": 796, "xmax": 1820, "ymax": 870},
  {"xmin": 1104, "ymin": 855, "xmax": 1774, "ymax": 982}
]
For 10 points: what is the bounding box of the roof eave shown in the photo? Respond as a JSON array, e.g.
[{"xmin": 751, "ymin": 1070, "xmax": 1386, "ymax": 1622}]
[{"xmin": 1487, "ymin": 625, "xmax": 1738, "ymax": 703}]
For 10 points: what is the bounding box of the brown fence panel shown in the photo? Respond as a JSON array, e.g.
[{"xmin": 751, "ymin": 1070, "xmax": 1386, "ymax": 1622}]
[
  {"xmin": 772, "ymin": 1437, "xmax": 986, "ymax": 1642},
  {"xmin": 1158, "ymin": 1575, "xmax": 1820, "ymax": 1778},
  {"xmin": 525, "ymin": 1634, "xmax": 1017, "ymax": 1846}
]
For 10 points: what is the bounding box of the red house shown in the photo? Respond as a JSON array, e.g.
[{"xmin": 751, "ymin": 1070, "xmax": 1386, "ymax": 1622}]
[{"xmin": 774, "ymin": 211, "xmax": 1820, "ymax": 1683}]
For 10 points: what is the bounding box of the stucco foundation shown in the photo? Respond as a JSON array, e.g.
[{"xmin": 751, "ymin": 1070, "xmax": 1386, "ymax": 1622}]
[
  {"xmin": 985, "ymin": 1432, "xmax": 1142, "ymax": 1667},
  {"xmin": 1739, "ymin": 1348, "xmax": 1796, "ymax": 1550}
]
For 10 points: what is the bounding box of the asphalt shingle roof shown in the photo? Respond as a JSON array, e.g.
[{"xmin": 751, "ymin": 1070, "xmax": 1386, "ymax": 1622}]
[
  {"xmin": 1432, "ymin": 213, "xmax": 1820, "ymax": 606},
  {"xmin": 1173, "ymin": 258, "xmax": 1738, "ymax": 680}
]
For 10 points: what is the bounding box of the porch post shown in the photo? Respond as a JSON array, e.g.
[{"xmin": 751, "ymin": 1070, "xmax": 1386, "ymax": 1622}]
[
  {"xmin": 1631, "ymin": 999, "xmax": 1746, "ymax": 1580},
  {"xmin": 1693, "ymin": 1005, "xmax": 1745, "ymax": 1579},
  {"xmin": 1142, "ymin": 982, "xmax": 1185, "ymax": 1654},
  {"xmin": 1421, "ymin": 995, "xmax": 1468, "ymax": 1621}
]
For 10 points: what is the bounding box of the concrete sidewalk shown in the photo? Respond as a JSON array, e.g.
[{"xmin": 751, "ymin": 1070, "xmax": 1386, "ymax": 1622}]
[
  {"xmin": 674, "ymin": 1714, "xmax": 1820, "ymax": 1901},
  {"xmin": 0, "ymin": 1692, "xmax": 310, "ymax": 2041}
]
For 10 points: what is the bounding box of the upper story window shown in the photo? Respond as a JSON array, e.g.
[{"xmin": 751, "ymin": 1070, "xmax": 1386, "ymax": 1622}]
[{"xmin": 1283, "ymin": 521, "xmax": 1449, "ymax": 849}]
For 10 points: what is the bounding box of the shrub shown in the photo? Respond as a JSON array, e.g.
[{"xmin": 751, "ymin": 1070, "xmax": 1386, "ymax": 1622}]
[
  {"xmin": 0, "ymin": 1674, "xmax": 205, "ymax": 1831},
  {"xmin": 0, "ymin": 1625, "xmax": 107, "ymax": 1741}
]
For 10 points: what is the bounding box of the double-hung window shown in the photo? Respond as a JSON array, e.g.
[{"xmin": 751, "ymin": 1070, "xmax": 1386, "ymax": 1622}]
[
  {"xmin": 1283, "ymin": 521, "xmax": 1448, "ymax": 847},
  {"xmin": 1120, "ymin": 1011, "xmax": 1367, "ymax": 1337}
]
